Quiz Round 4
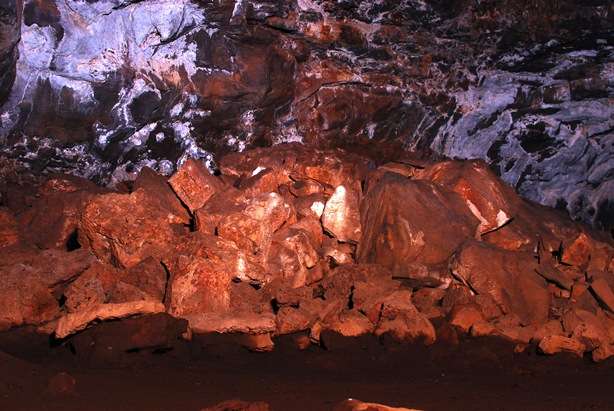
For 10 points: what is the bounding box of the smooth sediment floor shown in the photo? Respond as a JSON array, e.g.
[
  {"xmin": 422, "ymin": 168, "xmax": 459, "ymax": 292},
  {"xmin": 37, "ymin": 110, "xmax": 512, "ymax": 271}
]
[{"xmin": 1, "ymin": 328, "xmax": 614, "ymax": 411}]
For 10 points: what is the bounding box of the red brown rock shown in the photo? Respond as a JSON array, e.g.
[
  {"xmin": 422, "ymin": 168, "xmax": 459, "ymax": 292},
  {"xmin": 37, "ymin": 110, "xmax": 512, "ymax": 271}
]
[
  {"xmin": 217, "ymin": 192, "xmax": 294, "ymax": 260},
  {"xmin": 0, "ymin": 248, "xmax": 94, "ymax": 331},
  {"xmin": 169, "ymin": 159, "xmax": 225, "ymax": 212},
  {"xmin": 334, "ymin": 399, "xmax": 421, "ymax": 411},
  {"xmin": 589, "ymin": 278, "xmax": 614, "ymax": 312},
  {"xmin": 420, "ymin": 160, "xmax": 519, "ymax": 235},
  {"xmin": 18, "ymin": 174, "xmax": 107, "ymax": 250},
  {"xmin": 132, "ymin": 167, "xmax": 191, "ymax": 225},
  {"xmin": 358, "ymin": 173, "xmax": 479, "ymax": 269},
  {"xmin": 538, "ymin": 335, "xmax": 585, "ymax": 357},
  {"xmin": 450, "ymin": 241, "xmax": 551, "ymax": 325},
  {"xmin": 322, "ymin": 181, "xmax": 362, "ymax": 243},
  {"xmin": 373, "ymin": 290, "xmax": 436, "ymax": 345},
  {"xmin": 79, "ymin": 189, "xmax": 186, "ymax": 268},
  {"xmin": 164, "ymin": 233, "xmax": 273, "ymax": 334}
]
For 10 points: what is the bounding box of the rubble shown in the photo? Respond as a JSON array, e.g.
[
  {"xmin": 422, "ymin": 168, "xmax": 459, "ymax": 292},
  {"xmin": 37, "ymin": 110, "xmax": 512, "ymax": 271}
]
[{"xmin": 0, "ymin": 145, "xmax": 612, "ymax": 361}]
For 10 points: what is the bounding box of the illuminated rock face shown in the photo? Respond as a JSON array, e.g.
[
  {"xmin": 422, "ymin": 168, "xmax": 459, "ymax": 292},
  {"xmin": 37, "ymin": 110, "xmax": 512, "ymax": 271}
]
[
  {"xmin": 0, "ymin": 0, "xmax": 612, "ymax": 230},
  {"xmin": 1, "ymin": 145, "xmax": 614, "ymax": 360}
]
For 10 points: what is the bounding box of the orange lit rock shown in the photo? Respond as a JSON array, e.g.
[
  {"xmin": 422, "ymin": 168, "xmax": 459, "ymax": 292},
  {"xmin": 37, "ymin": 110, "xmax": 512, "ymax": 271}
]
[
  {"xmin": 450, "ymin": 241, "xmax": 551, "ymax": 325},
  {"xmin": 169, "ymin": 159, "xmax": 224, "ymax": 212},
  {"xmin": 217, "ymin": 192, "xmax": 294, "ymax": 260},
  {"xmin": 538, "ymin": 335, "xmax": 585, "ymax": 357},
  {"xmin": 0, "ymin": 248, "xmax": 94, "ymax": 331},
  {"xmin": 420, "ymin": 160, "xmax": 518, "ymax": 235},
  {"xmin": 358, "ymin": 173, "xmax": 479, "ymax": 268},
  {"xmin": 80, "ymin": 189, "xmax": 185, "ymax": 268},
  {"xmin": 322, "ymin": 182, "xmax": 362, "ymax": 243},
  {"xmin": 374, "ymin": 290, "xmax": 436, "ymax": 345},
  {"xmin": 590, "ymin": 278, "xmax": 614, "ymax": 312}
]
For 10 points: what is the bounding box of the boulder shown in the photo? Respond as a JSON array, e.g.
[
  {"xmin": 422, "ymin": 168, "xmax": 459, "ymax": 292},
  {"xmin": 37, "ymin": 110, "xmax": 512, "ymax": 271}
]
[
  {"xmin": 217, "ymin": 192, "xmax": 294, "ymax": 260},
  {"xmin": 373, "ymin": 290, "xmax": 436, "ymax": 345},
  {"xmin": 79, "ymin": 189, "xmax": 186, "ymax": 268},
  {"xmin": 322, "ymin": 182, "xmax": 362, "ymax": 243},
  {"xmin": 0, "ymin": 248, "xmax": 94, "ymax": 331},
  {"xmin": 358, "ymin": 173, "xmax": 479, "ymax": 268},
  {"xmin": 450, "ymin": 241, "xmax": 551, "ymax": 325},
  {"xmin": 266, "ymin": 223, "xmax": 320, "ymax": 288},
  {"xmin": 132, "ymin": 167, "xmax": 191, "ymax": 225},
  {"xmin": 164, "ymin": 233, "xmax": 273, "ymax": 333},
  {"xmin": 419, "ymin": 160, "xmax": 518, "ymax": 235},
  {"xmin": 18, "ymin": 175, "xmax": 107, "ymax": 250},
  {"xmin": 590, "ymin": 278, "xmax": 614, "ymax": 312},
  {"xmin": 538, "ymin": 335, "xmax": 585, "ymax": 357},
  {"xmin": 55, "ymin": 300, "xmax": 166, "ymax": 339},
  {"xmin": 63, "ymin": 258, "xmax": 167, "ymax": 313},
  {"xmin": 169, "ymin": 159, "xmax": 225, "ymax": 212}
]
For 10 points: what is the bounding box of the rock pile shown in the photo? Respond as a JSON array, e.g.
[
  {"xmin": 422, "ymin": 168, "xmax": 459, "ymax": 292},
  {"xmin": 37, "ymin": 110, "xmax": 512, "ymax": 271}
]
[{"xmin": 1, "ymin": 144, "xmax": 613, "ymax": 360}]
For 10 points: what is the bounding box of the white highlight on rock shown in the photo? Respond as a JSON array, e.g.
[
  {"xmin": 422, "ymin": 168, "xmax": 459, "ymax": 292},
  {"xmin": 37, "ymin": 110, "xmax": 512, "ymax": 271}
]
[
  {"xmin": 310, "ymin": 201, "xmax": 325, "ymax": 218},
  {"xmin": 251, "ymin": 166, "xmax": 266, "ymax": 176}
]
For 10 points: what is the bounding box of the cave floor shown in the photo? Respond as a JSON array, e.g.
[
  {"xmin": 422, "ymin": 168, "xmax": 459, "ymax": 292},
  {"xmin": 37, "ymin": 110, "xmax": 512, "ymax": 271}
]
[{"xmin": 1, "ymin": 331, "xmax": 614, "ymax": 411}]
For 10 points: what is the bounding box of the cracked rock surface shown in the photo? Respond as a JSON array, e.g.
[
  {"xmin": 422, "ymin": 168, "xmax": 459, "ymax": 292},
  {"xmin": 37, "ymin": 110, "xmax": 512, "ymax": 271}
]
[
  {"xmin": 0, "ymin": 0, "xmax": 612, "ymax": 230},
  {"xmin": 1, "ymin": 144, "xmax": 614, "ymax": 361}
]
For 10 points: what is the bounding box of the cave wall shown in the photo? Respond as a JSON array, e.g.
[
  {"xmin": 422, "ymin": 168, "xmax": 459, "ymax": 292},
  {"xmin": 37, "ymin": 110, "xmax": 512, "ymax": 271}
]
[
  {"xmin": 0, "ymin": 0, "xmax": 613, "ymax": 229},
  {"xmin": 0, "ymin": 0, "xmax": 22, "ymax": 106}
]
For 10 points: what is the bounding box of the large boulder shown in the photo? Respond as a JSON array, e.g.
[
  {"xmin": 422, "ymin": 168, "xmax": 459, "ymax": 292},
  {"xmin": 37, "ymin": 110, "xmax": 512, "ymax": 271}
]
[
  {"xmin": 164, "ymin": 233, "xmax": 273, "ymax": 334},
  {"xmin": 420, "ymin": 160, "xmax": 519, "ymax": 235},
  {"xmin": 0, "ymin": 247, "xmax": 94, "ymax": 331},
  {"xmin": 79, "ymin": 188, "xmax": 187, "ymax": 268},
  {"xmin": 450, "ymin": 241, "xmax": 551, "ymax": 325},
  {"xmin": 18, "ymin": 174, "xmax": 107, "ymax": 250},
  {"xmin": 358, "ymin": 173, "xmax": 479, "ymax": 269}
]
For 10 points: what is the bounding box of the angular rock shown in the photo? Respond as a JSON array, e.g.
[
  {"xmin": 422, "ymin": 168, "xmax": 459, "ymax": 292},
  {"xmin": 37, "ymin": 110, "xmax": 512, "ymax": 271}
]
[
  {"xmin": 169, "ymin": 159, "xmax": 224, "ymax": 212},
  {"xmin": 217, "ymin": 192, "xmax": 294, "ymax": 260},
  {"xmin": 322, "ymin": 182, "xmax": 362, "ymax": 243},
  {"xmin": 449, "ymin": 304, "xmax": 487, "ymax": 333},
  {"xmin": 420, "ymin": 160, "xmax": 519, "ymax": 235},
  {"xmin": 267, "ymin": 223, "xmax": 320, "ymax": 288},
  {"xmin": 374, "ymin": 290, "xmax": 436, "ymax": 345},
  {"xmin": 55, "ymin": 301, "xmax": 165, "ymax": 339},
  {"xmin": 0, "ymin": 248, "xmax": 94, "ymax": 331},
  {"xmin": 79, "ymin": 189, "xmax": 185, "ymax": 268},
  {"xmin": 133, "ymin": 167, "xmax": 191, "ymax": 225},
  {"xmin": 358, "ymin": 173, "xmax": 479, "ymax": 268},
  {"xmin": 293, "ymin": 193, "xmax": 328, "ymax": 219},
  {"xmin": 564, "ymin": 232, "xmax": 613, "ymax": 272},
  {"xmin": 538, "ymin": 335, "xmax": 585, "ymax": 357},
  {"xmin": 165, "ymin": 233, "xmax": 273, "ymax": 333},
  {"xmin": 589, "ymin": 278, "xmax": 614, "ymax": 312},
  {"xmin": 63, "ymin": 258, "xmax": 167, "ymax": 314},
  {"xmin": 18, "ymin": 175, "xmax": 107, "ymax": 250},
  {"xmin": 450, "ymin": 241, "xmax": 551, "ymax": 325}
]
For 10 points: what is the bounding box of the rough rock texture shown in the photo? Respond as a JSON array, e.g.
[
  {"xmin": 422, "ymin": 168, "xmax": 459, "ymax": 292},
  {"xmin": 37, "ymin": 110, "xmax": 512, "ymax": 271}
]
[
  {"xmin": 0, "ymin": 0, "xmax": 21, "ymax": 105},
  {"xmin": 1, "ymin": 145, "xmax": 614, "ymax": 363},
  {"xmin": 1, "ymin": 0, "xmax": 611, "ymax": 230}
]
